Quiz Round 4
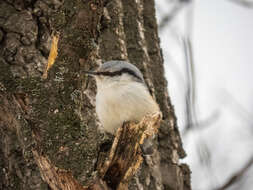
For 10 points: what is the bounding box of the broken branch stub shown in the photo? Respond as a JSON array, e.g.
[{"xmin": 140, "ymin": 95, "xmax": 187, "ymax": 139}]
[{"xmin": 99, "ymin": 112, "xmax": 162, "ymax": 190}]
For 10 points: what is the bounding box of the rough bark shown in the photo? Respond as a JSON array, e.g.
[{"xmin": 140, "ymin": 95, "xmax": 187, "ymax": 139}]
[
  {"xmin": 99, "ymin": 1, "xmax": 191, "ymax": 189},
  {"xmin": 0, "ymin": 0, "xmax": 191, "ymax": 190}
]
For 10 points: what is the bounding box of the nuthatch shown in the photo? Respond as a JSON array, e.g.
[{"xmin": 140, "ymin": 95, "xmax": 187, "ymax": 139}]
[{"xmin": 85, "ymin": 60, "xmax": 160, "ymax": 134}]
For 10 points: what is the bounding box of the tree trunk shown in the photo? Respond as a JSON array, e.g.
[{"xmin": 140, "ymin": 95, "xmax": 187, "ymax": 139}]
[{"xmin": 0, "ymin": 0, "xmax": 191, "ymax": 190}]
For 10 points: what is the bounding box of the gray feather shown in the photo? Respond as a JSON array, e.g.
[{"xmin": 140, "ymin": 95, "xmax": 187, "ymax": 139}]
[{"xmin": 99, "ymin": 61, "xmax": 145, "ymax": 82}]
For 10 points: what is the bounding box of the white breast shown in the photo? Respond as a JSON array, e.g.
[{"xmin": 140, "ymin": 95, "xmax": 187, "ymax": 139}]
[{"xmin": 95, "ymin": 79, "xmax": 159, "ymax": 134}]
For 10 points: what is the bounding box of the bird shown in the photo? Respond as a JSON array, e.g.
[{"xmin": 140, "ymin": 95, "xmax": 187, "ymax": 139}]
[{"xmin": 84, "ymin": 60, "xmax": 160, "ymax": 134}]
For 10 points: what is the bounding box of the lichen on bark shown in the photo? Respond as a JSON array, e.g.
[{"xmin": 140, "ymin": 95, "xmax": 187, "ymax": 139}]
[{"xmin": 0, "ymin": 0, "xmax": 104, "ymax": 188}]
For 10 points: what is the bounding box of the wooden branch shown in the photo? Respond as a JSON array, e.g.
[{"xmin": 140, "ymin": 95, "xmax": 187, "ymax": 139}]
[
  {"xmin": 32, "ymin": 112, "xmax": 161, "ymax": 190},
  {"xmin": 99, "ymin": 112, "xmax": 162, "ymax": 189}
]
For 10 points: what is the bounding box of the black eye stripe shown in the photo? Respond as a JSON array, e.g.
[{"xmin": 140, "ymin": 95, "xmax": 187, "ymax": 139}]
[{"xmin": 92, "ymin": 68, "xmax": 143, "ymax": 81}]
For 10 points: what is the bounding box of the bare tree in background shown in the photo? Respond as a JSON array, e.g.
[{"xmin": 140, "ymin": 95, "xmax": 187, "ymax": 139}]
[
  {"xmin": 157, "ymin": 0, "xmax": 253, "ymax": 190},
  {"xmin": 229, "ymin": 0, "xmax": 253, "ymax": 8},
  {"xmin": 0, "ymin": 0, "xmax": 191, "ymax": 189}
]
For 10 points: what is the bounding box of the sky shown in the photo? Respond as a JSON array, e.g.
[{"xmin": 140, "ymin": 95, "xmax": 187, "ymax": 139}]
[{"xmin": 156, "ymin": 0, "xmax": 253, "ymax": 189}]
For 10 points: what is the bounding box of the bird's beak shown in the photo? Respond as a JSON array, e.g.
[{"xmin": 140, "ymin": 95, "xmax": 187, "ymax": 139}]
[{"xmin": 83, "ymin": 71, "xmax": 99, "ymax": 76}]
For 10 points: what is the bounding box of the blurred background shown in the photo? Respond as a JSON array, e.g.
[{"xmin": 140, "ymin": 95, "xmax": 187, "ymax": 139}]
[{"xmin": 155, "ymin": 0, "xmax": 253, "ymax": 189}]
